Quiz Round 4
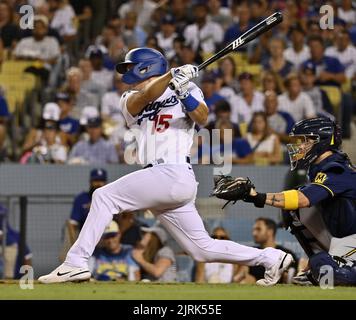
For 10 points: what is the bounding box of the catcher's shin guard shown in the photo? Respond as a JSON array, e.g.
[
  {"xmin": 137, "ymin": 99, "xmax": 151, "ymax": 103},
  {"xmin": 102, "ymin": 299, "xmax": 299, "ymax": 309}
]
[{"xmin": 282, "ymin": 207, "xmax": 331, "ymax": 257}]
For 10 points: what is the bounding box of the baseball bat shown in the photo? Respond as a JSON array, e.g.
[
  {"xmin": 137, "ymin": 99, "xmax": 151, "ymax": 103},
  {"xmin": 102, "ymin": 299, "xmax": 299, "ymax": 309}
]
[
  {"xmin": 198, "ymin": 12, "xmax": 283, "ymax": 71},
  {"xmin": 169, "ymin": 12, "xmax": 283, "ymax": 90}
]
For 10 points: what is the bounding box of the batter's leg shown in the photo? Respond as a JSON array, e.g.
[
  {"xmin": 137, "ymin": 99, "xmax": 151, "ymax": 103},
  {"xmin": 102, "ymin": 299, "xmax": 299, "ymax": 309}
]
[
  {"xmin": 65, "ymin": 165, "xmax": 197, "ymax": 268},
  {"xmin": 157, "ymin": 202, "xmax": 283, "ymax": 268}
]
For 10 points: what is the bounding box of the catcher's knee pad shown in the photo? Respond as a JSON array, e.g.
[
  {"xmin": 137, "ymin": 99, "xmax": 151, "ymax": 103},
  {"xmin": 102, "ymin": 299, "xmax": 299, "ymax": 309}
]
[{"xmin": 309, "ymin": 251, "xmax": 356, "ymax": 286}]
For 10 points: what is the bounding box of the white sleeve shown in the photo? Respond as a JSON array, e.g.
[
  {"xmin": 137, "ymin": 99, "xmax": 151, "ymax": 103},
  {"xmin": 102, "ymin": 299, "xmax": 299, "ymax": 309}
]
[{"xmin": 119, "ymin": 90, "xmax": 139, "ymax": 127}]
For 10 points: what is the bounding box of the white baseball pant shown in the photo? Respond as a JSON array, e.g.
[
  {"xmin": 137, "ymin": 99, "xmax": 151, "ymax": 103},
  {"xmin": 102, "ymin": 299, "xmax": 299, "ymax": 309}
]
[{"xmin": 65, "ymin": 164, "xmax": 282, "ymax": 269}]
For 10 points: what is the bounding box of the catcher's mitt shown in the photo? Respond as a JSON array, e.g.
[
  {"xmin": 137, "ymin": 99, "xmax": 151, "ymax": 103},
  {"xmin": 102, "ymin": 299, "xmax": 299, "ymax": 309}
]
[{"xmin": 211, "ymin": 175, "xmax": 254, "ymax": 209}]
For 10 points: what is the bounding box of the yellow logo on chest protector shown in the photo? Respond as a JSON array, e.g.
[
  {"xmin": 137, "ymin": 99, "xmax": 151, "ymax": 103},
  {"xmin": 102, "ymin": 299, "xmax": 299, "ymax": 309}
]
[{"xmin": 315, "ymin": 172, "xmax": 327, "ymax": 184}]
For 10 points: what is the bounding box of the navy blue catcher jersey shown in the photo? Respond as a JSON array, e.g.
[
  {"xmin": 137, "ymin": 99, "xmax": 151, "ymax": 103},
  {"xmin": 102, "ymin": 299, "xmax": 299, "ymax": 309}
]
[{"xmin": 300, "ymin": 152, "xmax": 356, "ymax": 237}]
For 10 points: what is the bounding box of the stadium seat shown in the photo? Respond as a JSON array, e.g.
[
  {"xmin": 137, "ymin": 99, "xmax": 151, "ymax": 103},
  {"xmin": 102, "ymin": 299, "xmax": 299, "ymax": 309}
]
[
  {"xmin": 1, "ymin": 60, "xmax": 34, "ymax": 75},
  {"xmin": 319, "ymin": 85, "xmax": 342, "ymax": 116}
]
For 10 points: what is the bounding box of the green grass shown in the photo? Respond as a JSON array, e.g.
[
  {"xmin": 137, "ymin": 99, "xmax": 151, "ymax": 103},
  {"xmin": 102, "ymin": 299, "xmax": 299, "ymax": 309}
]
[{"xmin": 0, "ymin": 281, "xmax": 355, "ymax": 300}]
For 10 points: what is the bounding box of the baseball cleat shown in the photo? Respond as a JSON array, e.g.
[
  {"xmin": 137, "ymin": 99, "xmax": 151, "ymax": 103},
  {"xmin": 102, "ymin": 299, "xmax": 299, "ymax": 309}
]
[
  {"xmin": 38, "ymin": 263, "xmax": 91, "ymax": 284},
  {"xmin": 292, "ymin": 270, "xmax": 318, "ymax": 286},
  {"xmin": 256, "ymin": 252, "xmax": 294, "ymax": 287}
]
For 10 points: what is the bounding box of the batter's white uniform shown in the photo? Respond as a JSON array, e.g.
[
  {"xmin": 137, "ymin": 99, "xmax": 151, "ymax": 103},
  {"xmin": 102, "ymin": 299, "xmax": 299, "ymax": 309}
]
[{"xmin": 65, "ymin": 83, "xmax": 283, "ymax": 269}]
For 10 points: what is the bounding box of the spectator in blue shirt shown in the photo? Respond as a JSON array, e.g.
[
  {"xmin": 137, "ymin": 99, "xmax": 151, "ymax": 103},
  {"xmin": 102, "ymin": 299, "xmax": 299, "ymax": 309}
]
[
  {"xmin": 56, "ymin": 92, "xmax": 80, "ymax": 146},
  {"xmin": 68, "ymin": 116, "xmax": 119, "ymax": 164},
  {"xmin": 66, "ymin": 168, "xmax": 108, "ymax": 246},
  {"xmin": 201, "ymin": 72, "xmax": 226, "ymax": 113},
  {"xmin": 0, "ymin": 205, "xmax": 32, "ymax": 279},
  {"xmin": 0, "ymin": 94, "xmax": 9, "ymax": 119},
  {"xmin": 224, "ymin": 3, "xmax": 255, "ymax": 49},
  {"xmin": 302, "ymin": 35, "xmax": 346, "ymax": 87},
  {"xmin": 90, "ymin": 220, "xmax": 140, "ymax": 281}
]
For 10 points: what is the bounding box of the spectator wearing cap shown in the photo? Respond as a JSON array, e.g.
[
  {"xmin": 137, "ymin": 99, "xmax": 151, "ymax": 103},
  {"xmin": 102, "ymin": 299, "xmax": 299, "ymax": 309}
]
[
  {"xmin": 277, "ymin": 73, "xmax": 316, "ymax": 123},
  {"xmin": 263, "ymin": 38, "xmax": 294, "ymax": 78},
  {"xmin": 90, "ymin": 220, "xmax": 141, "ymax": 281},
  {"xmin": 300, "ymin": 64, "xmax": 335, "ymax": 120},
  {"xmin": 21, "ymin": 103, "xmax": 68, "ymax": 163},
  {"xmin": 0, "ymin": 92, "xmax": 9, "ymax": 162},
  {"xmin": 62, "ymin": 67, "xmax": 99, "ymax": 118},
  {"xmin": 283, "ymin": 24, "xmax": 310, "ymax": 70},
  {"xmin": 301, "ymin": 35, "xmax": 346, "ymax": 87},
  {"xmin": 201, "ymin": 72, "xmax": 226, "ymax": 114},
  {"xmin": 207, "ymin": 0, "xmax": 232, "ymax": 30},
  {"xmin": 325, "ymin": 29, "xmax": 356, "ymax": 80},
  {"xmin": 0, "ymin": 205, "xmax": 32, "ymax": 279},
  {"xmin": 0, "ymin": 1, "xmax": 19, "ymax": 49},
  {"xmin": 155, "ymin": 15, "xmax": 178, "ymax": 61},
  {"xmin": 122, "ymin": 11, "xmax": 147, "ymax": 48},
  {"xmin": 230, "ymin": 72, "xmax": 264, "ymax": 125},
  {"xmin": 14, "ymin": 15, "xmax": 60, "ymax": 83},
  {"xmin": 264, "ymin": 90, "xmax": 295, "ymax": 144},
  {"xmin": 88, "ymin": 47, "xmax": 114, "ymax": 91},
  {"xmin": 56, "ymin": 92, "xmax": 80, "ymax": 146},
  {"xmin": 183, "ymin": 3, "xmax": 224, "ymax": 55},
  {"xmin": 62, "ymin": 168, "xmax": 108, "ymax": 255},
  {"xmin": 132, "ymin": 225, "xmax": 176, "ymax": 282},
  {"xmin": 68, "ymin": 116, "xmax": 119, "ymax": 165},
  {"xmin": 224, "ymin": 2, "xmax": 255, "ymax": 48}
]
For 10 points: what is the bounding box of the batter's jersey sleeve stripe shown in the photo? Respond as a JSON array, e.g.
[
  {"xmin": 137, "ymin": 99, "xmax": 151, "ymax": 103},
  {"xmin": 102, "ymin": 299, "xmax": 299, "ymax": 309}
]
[{"xmin": 310, "ymin": 182, "xmax": 335, "ymax": 197}]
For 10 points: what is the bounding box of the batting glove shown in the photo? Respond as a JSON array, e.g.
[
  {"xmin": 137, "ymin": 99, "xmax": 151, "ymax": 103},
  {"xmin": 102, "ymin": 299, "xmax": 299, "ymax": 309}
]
[
  {"xmin": 169, "ymin": 73, "xmax": 190, "ymax": 99},
  {"xmin": 171, "ymin": 64, "xmax": 199, "ymax": 80}
]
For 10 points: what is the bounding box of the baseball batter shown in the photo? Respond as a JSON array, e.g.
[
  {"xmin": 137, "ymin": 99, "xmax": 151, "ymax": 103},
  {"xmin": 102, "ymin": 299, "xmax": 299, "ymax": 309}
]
[{"xmin": 39, "ymin": 48, "xmax": 293, "ymax": 286}]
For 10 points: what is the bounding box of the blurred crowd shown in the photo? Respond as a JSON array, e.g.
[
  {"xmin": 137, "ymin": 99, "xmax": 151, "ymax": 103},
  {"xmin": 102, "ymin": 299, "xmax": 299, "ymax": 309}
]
[{"xmin": 0, "ymin": 0, "xmax": 355, "ymax": 165}]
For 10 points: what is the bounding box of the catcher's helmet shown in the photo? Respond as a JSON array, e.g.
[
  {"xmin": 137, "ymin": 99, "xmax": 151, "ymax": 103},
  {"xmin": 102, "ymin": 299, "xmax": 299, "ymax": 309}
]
[
  {"xmin": 287, "ymin": 117, "xmax": 342, "ymax": 171},
  {"xmin": 116, "ymin": 48, "xmax": 168, "ymax": 84}
]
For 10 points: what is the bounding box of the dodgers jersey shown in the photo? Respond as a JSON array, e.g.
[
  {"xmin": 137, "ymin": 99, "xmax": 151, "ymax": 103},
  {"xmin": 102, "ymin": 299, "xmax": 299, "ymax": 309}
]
[{"xmin": 119, "ymin": 83, "xmax": 205, "ymax": 166}]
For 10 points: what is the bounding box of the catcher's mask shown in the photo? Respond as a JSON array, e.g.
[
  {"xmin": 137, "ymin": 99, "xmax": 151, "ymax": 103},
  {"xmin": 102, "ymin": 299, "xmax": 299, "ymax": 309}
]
[{"xmin": 287, "ymin": 117, "xmax": 342, "ymax": 171}]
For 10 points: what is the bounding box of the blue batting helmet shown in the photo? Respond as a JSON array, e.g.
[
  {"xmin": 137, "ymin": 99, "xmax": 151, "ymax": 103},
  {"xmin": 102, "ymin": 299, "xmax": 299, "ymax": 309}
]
[{"xmin": 116, "ymin": 48, "xmax": 168, "ymax": 84}]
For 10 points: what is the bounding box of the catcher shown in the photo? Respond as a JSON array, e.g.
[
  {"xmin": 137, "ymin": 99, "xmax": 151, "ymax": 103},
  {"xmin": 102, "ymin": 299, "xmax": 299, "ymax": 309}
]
[{"xmin": 212, "ymin": 117, "xmax": 356, "ymax": 286}]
